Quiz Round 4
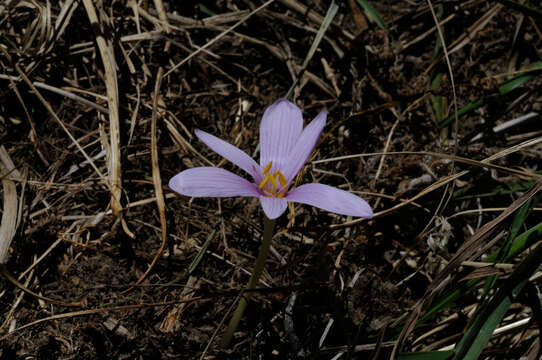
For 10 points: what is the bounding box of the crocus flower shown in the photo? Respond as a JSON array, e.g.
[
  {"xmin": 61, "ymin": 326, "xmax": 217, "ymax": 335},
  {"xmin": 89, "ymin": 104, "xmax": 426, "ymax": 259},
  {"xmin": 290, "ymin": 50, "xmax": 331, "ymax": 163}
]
[{"xmin": 169, "ymin": 99, "xmax": 373, "ymax": 220}]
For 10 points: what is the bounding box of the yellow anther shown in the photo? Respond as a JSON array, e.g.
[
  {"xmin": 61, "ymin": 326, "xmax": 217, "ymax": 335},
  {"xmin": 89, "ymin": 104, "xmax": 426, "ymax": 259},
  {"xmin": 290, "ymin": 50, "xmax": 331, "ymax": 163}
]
[
  {"xmin": 269, "ymin": 174, "xmax": 278, "ymax": 188},
  {"xmin": 277, "ymin": 171, "xmax": 287, "ymax": 187},
  {"xmin": 259, "ymin": 174, "xmax": 271, "ymax": 189},
  {"xmin": 263, "ymin": 161, "xmax": 273, "ymax": 175},
  {"xmin": 258, "ymin": 162, "xmax": 288, "ymax": 198}
]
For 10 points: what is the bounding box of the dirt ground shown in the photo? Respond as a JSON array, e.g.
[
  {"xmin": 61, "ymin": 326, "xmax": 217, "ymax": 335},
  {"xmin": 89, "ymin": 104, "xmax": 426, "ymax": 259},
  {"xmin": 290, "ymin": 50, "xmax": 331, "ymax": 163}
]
[{"xmin": 1, "ymin": 1, "xmax": 542, "ymax": 359}]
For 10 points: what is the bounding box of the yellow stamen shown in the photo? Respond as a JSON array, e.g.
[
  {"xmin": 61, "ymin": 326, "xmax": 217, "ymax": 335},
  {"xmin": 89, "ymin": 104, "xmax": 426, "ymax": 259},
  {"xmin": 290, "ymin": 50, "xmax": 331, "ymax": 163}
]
[
  {"xmin": 259, "ymin": 174, "xmax": 271, "ymax": 189},
  {"xmin": 277, "ymin": 171, "xmax": 287, "ymax": 187},
  {"xmin": 263, "ymin": 161, "xmax": 273, "ymax": 175},
  {"xmin": 269, "ymin": 174, "xmax": 278, "ymax": 188},
  {"xmin": 259, "ymin": 162, "xmax": 288, "ymax": 198}
]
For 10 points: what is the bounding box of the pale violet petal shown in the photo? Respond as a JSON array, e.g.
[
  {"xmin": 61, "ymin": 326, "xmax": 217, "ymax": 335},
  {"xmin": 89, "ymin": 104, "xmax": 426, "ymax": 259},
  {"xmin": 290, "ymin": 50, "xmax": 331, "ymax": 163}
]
[
  {"xmin": 282, "ymin": 110, "xmax": 327, "ymax": 183},
  {"xmin": 259, "ymin": 99, "xmax": 303, "ymax": 170},
  {"xmin": 169, "ymin": 167, "xmax": 260, "ymax": 198},
  {"xmin": 285, "ymin": 183, "xmax": 372, "ymax": 218},
  {"xmin": 195, "ymin": 129, "xmax": 260, "ymax": 181},
  {"xmin": 259, "ymin": 196, "xmax": 288, "ymax": 219}
]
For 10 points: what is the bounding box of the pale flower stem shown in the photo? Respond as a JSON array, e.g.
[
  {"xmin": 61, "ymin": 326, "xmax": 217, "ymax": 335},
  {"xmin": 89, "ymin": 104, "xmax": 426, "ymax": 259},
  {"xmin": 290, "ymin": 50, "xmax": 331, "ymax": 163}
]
[{"xmin": 219, "ymin": 216, "xmax": 276, "ymax": 348}]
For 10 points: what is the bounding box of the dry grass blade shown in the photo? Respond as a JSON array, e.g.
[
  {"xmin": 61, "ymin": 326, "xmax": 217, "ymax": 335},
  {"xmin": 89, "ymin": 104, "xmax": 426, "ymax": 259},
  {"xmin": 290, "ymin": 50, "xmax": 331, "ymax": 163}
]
[
  {"xmin": 392, "ymin": 177, "xmax": 542, "ymax": 355},
  {"xmin": 331, "ymin": 136, "xmax": 542, "ymax": 228},
  {"xmin": 3, "ymin": 297, "xmax": 206, "ymax": 337},
  {"xmin": 165, "ymin": 119, "xmax": 215, "ymax": 166},
  {"xmin": 0, "ymin": 74, "xmax": 48, "ymax": 166},
  {"xmin": 318, "ymin": 150, "xmax": 539, "ymax": 179},
  {"xmin": 82, "ymin": 0, "xmax": 122, "ymax": 217},
  {"xmin": 121, "ymin": 68, "xmax": 167, "ymax": 295},
  {"xmin": 0, "ymin": 265, "xmax": 82, "ymax": 307},
  {"xmin": 278, "ymin": 0, "xmax": 355, "ymax": 39},
  {"xmin": 425, "ymin": 4, "xmax": 502, "ymax": 74},
  {"xmin": 0, "ymin": 268, "xmax": 34, "ymax": 333},
  {"xmin": 279, "ymin": 0, "xmax": 324, "ymax": 25},
  {"xmin": 372, "ymin": 110, "xmax": 400, "ymax": 185},
  {"xmin": 11, "ymin": 62, "xmax": 107, "ymax": 183},
  {"xmin": 431, "ymin": 178, "xmax": 542, "ymax": 288},
  {"xmin": 33, "ymin": 81, "xmax": 109, "ymax": 114},
  {"xmin": 330, "ymin": 170, "xmax": 464, "ymax": 229},
  {"xmin": 285, "ymin": 0, "xmax": 339, "ymax": 99},
  {"xmin": 0, "ymin": 146, "xmax": 18, "ymax": 264},
  {"xmin": 52, "ymin": 0, "xmax": 78, "ymax": 44},
  {"xmin": 164, "ymin": 0, "xmax": 275, "ymax": 77},
  {"xmin": 0, "ymin": 147, "xmax": 81, "ymax": 306},
  {"xmin": 448, "ymin": 5, "xmax": 502, "ymax": 56}
]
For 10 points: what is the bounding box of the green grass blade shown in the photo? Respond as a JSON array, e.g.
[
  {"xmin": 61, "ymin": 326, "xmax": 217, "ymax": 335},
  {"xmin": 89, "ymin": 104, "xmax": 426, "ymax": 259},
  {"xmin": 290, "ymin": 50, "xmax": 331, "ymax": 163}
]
[
  {"xmin": 285, "ymin": 1, "xmax": 339, "ymax": 99},
  {"xmin": 419, "ymin": 287, "xmax": 464, "ymax": 323},
  {"xmin": 438, "ymin": 100, "xmax": 484, "ymax": 128},
  {"xmin": 454, "ymin": 180, "xmax": 535, "ymax": 200},
  {"xmin": 495, "ymin": 199, "xmax": 532, "ymax": 260},
  {"xmin": 301, "ymin": 2, "xmax": 338, "ymax": 70},
  {"xmin": 453, "ymin": 240, "xmax": 542, "ymax": 359},
  {"xmin": 420, "ymin": 215, "xmax": 542, "ymax": 325},
  {"xmin": 438, "ymin": 61, "xmax": 542, "ymax": 128},
  {"xmin": 196, "ymin": 3, "xmax": 216, "ymax": 17},
  {"xmin": 499, "ymin": 221, "xmax": 542, "ymax": 261},
  {"xmin": 430, "ymin": 73, "xmax": 447, "ymax": 123},
  {"xmin": 188, "ymin": 229, "xmax": 216, "ymax": 274},
  {"xmin": 481, "ymin": 200, "xmax": 533, "ymax": 295},
  {"xmin": 498, "ymin": 73, "xmax": 534, "ymax": 95},
  {"xmin": 355, "ymin": 0, "xmax": 386, "ymax": 28},
  {"xmin": 155, "ymin": 230, "xmax": 216, "ymax": 291},
  {"xmin": 455, "ymin": 295, "xmax": 513, "ymax": 360}
]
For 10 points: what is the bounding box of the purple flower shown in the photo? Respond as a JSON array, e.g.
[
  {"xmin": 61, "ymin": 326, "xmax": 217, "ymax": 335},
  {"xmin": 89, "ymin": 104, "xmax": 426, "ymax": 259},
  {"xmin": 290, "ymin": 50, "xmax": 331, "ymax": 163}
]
[{"xmin": 169, "ymin": 99, "xmax": 373, "ymax": 220}]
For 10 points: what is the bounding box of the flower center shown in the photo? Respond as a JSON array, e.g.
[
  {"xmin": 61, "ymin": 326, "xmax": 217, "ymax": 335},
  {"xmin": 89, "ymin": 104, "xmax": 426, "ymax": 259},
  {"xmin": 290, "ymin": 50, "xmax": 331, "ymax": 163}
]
[{"xmin": 258, "ymin": 161, "xmax": 287, "ymax": 198}]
